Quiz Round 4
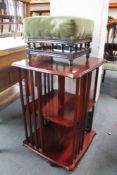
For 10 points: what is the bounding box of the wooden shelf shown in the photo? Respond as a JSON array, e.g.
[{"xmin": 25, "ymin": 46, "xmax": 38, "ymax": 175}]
[
  {"xmin": 23, "ymin": 123, "xmax": 96, "ymax": 170},
  {"xmin": 20, "ymin": 0, "xmax": 31, "ymax": 3},
  {"xmin": 26, "ymin": 90, "xmax": 95, "ymax": 127},
  {"xmin": 30, "ymin": 2, "xmax": 50, "ymax": 16}
]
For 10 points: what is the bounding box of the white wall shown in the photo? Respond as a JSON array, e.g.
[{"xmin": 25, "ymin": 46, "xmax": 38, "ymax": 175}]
[
  {"xmin": 51, "ymin": 0, "xmax": 109, "ymax": 58},
  {"xmin": 50, "ymin": 0, "xmax": 109, "ymax": 100}
]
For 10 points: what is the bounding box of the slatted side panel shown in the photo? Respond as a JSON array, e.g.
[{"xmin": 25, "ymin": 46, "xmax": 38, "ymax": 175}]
[
  {"xmin": 18, "ymin": 68, "xmax": 28, "ymax": 142},
  {"xmin": 23, "ymin": 70, "xmax": 34, "ymax": 146},
  {"xmin": 72, "ymin": 72, "xmax": 92, "ymax": 161},
  {"xmin": 19, "ymin": 68, "xmax": 54, "ymax": 150}
]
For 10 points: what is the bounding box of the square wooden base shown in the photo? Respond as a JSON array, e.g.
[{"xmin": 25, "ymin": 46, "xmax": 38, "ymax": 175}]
[{"xmin": 23, "ymin": 124, "xmax": 96, "ymax": 171}]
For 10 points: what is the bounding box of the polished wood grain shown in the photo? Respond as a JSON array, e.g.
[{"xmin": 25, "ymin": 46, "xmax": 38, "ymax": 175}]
[
  {"xmin": 23, "ymin": 125, "xmax": 95, "ymax": 171},
  {"xmin": 18, "ymin": 69, "xmax": 29, "ymax": 141},
  {"xmin": 12, "ymin": 56, "xmax": 105, "ymax": 78},
  {"xmin": 14, "ymin": 56, "xmax": 104, "ymax": 170},
  {"xmin": 24, "ymin": 90, "xmax": 95, "ymax": 127},
  {"xmin": 0, "ymin": 46, "xmax": 26, "ymax": 58},
  {"xmin": 36, "ymin": 72, "xmax": 44, "ymax": 151},
  {"xmin": 24, "ymin": 69, "xmax": 33, "ymax": 146}
]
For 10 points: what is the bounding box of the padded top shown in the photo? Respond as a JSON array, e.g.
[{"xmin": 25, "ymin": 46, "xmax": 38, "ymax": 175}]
[
  {"xmin": 23, "ymin": 16, "xmax": 94, "ymax": 40},
  {"xmin": 103, "ymin": 61, "xmax": 117, "ymax": 71}
]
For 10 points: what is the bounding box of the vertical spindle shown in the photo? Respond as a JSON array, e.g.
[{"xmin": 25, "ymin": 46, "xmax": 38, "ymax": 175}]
[
  {"xmin": 18, "ymin": 68, "xmax": 28, "ymax": 142},
  {"xmin": 24, "ymin": 70, "xmax": 33, "ymax": 146},
  {"xmin": 36, "ymin": 72, "xmax": 44, "ymax": 152},
  {"xmin": 30, "ymin": 70, "xmax": 38, "ymax": 148}
]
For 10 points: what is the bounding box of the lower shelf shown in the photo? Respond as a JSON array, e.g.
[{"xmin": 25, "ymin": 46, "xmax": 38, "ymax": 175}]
[
  {"xmin": 27, "ymin": 90, "xmax": 95, "ymax": 127},
  {"xmin": 23, "ymin": 123, "xmax": 96, "ymax": 171}
]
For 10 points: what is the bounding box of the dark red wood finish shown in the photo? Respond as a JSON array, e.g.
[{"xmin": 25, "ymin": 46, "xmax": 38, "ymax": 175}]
[
  {"xmin": 12, "ymin": 56, "xmax": 105, "ymax": 78},
  {"xmin": 12, "ymin": 56, "xmax": 105, "ymax": 170}
]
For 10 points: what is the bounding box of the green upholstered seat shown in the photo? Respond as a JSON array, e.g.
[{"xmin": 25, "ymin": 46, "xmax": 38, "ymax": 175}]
[
  {"xmin": 23, "ymin": 16, "xmax": 94, "ymax": 40},
  {"xmin": 103, "ymin": 61, "xmax": 117, "ymax": 71}
]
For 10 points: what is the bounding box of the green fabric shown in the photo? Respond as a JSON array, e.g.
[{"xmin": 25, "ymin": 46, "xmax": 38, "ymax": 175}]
[
  {"xmin": 23, "ymin": 16, "xmax": 94, "ymax": 40},
  {"xmin": 103, "ymin": 61, "xmax": 117, "ymax": 71}
]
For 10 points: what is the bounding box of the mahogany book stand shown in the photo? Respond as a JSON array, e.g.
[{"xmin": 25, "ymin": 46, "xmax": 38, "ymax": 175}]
[{"xmin": 12, "ymin": 56, "xmax": 104, "ymax": 170}]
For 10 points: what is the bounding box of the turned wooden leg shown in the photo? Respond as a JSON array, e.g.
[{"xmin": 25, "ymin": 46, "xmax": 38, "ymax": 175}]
[
  {"xmin": 86, "ymin": 106, "xmax": 95, "ymax": 132},
  {"xmin": 102, "ymin": 69, "xmax": 106, "ymax": 83}
]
